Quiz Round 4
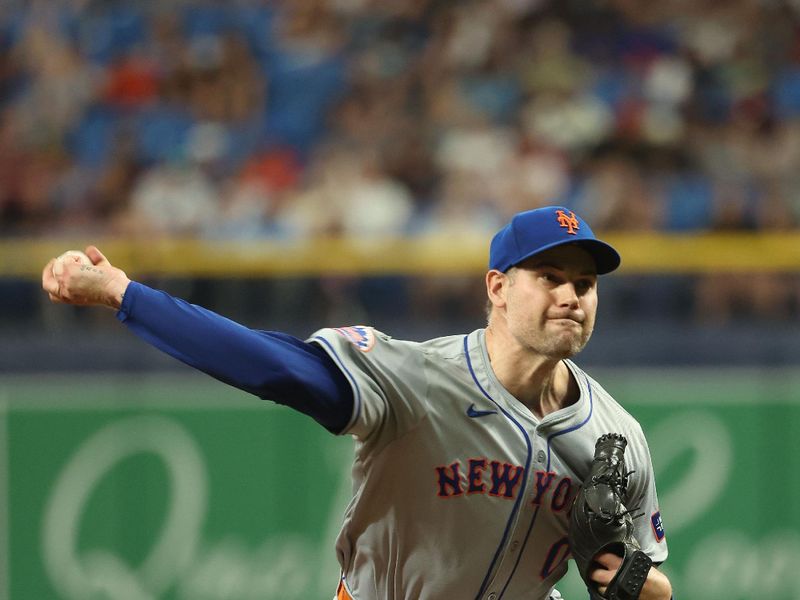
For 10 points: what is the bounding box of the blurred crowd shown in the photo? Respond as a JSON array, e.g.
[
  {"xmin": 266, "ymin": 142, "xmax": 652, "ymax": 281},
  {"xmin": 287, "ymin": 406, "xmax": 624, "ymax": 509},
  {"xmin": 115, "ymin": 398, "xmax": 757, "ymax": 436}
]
[{"xmin": 2, "ymin": 0, "xmax": 800, "ymax": 324}]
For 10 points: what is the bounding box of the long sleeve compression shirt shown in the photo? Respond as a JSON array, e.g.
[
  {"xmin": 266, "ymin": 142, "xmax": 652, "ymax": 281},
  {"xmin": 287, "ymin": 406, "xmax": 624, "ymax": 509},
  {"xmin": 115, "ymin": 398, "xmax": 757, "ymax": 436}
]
[{"xmin": 116, "ymin": 282, "xmax": 354, "ymax": 433}]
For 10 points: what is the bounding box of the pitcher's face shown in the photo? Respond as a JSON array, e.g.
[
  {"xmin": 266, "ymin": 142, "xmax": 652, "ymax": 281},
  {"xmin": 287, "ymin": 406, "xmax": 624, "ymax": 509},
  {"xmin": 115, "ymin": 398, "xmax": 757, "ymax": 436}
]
[{"xmin": 503, "ymin": 245, "xmax": 598, "ymax": 359}]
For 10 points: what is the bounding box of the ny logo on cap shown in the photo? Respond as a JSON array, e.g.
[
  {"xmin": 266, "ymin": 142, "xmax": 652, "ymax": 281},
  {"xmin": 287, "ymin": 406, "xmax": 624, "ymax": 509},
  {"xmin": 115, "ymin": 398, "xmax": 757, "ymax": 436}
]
[{"xmin": 555, "ymin": 209, "xmax": 579, "ymax": 235}]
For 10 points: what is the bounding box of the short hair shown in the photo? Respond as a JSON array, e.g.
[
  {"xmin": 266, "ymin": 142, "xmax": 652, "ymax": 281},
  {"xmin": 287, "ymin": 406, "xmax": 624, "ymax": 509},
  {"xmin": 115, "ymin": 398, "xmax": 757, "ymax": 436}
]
[{"xmin": 485, "ymin": 267, "xmax": 517, "ymax": 323}]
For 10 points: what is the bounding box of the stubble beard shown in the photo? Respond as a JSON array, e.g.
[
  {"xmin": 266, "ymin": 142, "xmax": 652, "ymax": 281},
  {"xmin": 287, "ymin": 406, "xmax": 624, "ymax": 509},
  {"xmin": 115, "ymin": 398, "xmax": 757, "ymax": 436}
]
[{"xmin": 523, "ymin": 319, "xmax": 594, "ymax": 360}]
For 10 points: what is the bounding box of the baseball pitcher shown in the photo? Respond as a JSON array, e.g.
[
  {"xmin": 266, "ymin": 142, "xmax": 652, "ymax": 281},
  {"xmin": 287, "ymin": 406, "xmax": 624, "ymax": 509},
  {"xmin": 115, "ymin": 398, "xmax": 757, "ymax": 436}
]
[{"xmin": 43, "ymin": 206, "xmax": 673, "ymax": 600}]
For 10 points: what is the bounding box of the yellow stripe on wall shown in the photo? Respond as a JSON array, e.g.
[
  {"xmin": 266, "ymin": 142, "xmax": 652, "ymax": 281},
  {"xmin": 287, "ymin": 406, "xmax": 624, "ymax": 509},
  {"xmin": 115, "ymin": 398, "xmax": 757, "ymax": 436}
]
[{"xmin": 3, "ymin": 233, "xmax": 800, "ymax": 278}]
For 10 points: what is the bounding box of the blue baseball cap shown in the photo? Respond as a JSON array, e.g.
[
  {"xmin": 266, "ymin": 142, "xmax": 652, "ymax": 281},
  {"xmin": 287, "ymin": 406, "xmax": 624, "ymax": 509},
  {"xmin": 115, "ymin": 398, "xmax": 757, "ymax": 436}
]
[{"xmin": 489, "ymin": 206, "xmax": 621, "ymax": 274}]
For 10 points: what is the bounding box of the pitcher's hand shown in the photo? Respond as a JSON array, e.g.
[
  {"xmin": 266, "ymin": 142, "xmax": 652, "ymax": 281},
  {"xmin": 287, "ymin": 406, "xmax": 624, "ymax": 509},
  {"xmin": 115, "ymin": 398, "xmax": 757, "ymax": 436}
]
[
  {"xmin": 42, "ymin": 246, "xmax": 131, "ymax": 309},
  {"xmin": 591, "ymin": 553, "xmax": 673, "ymax": 600}
]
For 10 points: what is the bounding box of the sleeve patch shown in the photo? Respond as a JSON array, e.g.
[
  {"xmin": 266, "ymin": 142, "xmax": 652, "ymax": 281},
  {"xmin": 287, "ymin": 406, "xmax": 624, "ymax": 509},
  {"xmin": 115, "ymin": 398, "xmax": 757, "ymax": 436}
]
[
  {"xmin": 333, "ymin": 326, "xmax": 376, "ymax": 352},
  {"xmin": 651, "ymin": 511, "xmax": 666, "ymax": 542}
]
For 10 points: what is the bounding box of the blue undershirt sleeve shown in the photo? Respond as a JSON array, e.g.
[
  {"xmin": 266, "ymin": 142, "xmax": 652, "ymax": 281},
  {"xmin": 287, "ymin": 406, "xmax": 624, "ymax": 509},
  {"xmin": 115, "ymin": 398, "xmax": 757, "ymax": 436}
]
[{"xmin": 116, "ymin": 282, "xmax": 354, "ymax": 434}]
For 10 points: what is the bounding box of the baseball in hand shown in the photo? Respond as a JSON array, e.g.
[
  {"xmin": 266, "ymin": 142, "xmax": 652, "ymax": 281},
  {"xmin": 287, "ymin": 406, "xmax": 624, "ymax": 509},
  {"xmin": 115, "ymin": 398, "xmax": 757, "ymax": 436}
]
[{"xmin": 52, "ymin": 250, "xmax": 92, "ymax": 277}]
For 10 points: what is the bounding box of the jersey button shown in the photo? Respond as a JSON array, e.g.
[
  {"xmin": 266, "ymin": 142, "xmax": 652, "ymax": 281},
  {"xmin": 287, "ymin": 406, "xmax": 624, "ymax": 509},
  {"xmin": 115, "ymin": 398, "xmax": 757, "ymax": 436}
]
[
  {"xmin": 487, "ymin": 593, "xmax": 497, "ymax": 600},
  {"xmin": 510, "ymin": 540, "xmax": 520, "ymax": 551},
  {"xmin": 537, "ymin": 450, "xmax": 546, "ymax": 463}
]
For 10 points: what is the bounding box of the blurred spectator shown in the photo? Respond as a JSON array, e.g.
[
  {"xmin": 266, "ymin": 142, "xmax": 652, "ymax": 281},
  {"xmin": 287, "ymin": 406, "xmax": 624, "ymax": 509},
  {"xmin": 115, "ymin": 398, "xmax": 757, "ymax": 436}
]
[
  {"xmin": 11, "ymin": 22, "xmax": 100, "ymax": 150},
  {"xmin": 274, "ymin": 144, "xmax": 414, "ymax": 238},
  {"xmin": 574, "ymin": 152, "xmax": 664, "ymax": 231},
  {"xmin": 123, "ymin": 157, "xmax": 219, "ymax": 236}
]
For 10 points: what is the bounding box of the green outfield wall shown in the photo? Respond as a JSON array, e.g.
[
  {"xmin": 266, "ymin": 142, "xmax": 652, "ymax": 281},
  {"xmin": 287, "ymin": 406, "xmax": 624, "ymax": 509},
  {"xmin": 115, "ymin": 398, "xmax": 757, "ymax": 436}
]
[{"xmin": 1, "ymin": 370, "xmax": 798, "ymax": 600}]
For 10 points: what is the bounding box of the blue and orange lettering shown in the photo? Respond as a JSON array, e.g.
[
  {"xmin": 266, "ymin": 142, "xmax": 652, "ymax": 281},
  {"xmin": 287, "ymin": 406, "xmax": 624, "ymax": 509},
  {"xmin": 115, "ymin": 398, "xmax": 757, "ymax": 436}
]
[
  {"xmin": 467, "ymin": 458, "xmax": 487, "ymax": 494},
  {"xmin": 489, "ymin": 461, "xmax": 524, "ymax": 499},
  {"xmin": 540, "ymin": 536, "xmax": 570, "ymax": 579},
  {"xmin": 531, "ymin": 470, "xmax": 556, "ymax": 506},
  {"xmin": 435, "ymin": 461, "xmax": 463, "ymax": 498},
  {"xmin": 551, "ymin": 477, "xmax": 573, "ymax": 512}
]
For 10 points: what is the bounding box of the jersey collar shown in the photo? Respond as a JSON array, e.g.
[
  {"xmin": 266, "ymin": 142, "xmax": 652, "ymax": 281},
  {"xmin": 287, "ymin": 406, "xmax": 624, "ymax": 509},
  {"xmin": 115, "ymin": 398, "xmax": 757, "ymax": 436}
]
[{"xmin": 469, "ymin": 329, "xmax": 591, "ymax": 430}]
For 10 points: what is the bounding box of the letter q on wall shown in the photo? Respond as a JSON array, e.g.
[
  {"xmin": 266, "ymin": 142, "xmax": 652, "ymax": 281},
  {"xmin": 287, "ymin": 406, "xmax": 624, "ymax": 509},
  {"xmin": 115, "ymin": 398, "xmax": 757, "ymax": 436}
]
[{"xmin": 41, "ymin": 415, "xmax": 208, "ymax": 600}]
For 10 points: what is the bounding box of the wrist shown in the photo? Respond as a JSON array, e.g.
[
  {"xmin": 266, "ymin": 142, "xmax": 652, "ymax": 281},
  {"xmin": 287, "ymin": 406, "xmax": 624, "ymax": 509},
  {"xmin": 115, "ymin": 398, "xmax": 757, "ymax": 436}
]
[
  {"xmin": 108, "ymin": 278, "xmax": 132, "ymax": 310},
  {"xmin": 649, "ymin": 568, "xmax": 672, "ymax": 600}
]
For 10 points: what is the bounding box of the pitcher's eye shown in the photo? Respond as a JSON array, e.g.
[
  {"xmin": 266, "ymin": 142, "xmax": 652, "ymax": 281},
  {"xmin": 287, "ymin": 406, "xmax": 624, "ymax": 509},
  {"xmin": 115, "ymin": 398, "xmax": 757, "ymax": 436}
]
[{"xmin": 575, "ymin": 279, "xmax": 596, "ymax": 295}]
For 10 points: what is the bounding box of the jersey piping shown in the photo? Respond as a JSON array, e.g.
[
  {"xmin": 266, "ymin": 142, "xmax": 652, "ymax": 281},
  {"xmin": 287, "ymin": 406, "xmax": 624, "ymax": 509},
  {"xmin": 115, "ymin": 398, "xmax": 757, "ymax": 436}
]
[
  {"xmin": 312, "ymin": 336, "xmax": 363, "ymax": 435},
  {"xmin": 497, "ymin": 369, "xmax": 595, "ymax": 598},
  {"xmin": 463, "ymin": 335, "xmax": 534, "ymax": 600}
]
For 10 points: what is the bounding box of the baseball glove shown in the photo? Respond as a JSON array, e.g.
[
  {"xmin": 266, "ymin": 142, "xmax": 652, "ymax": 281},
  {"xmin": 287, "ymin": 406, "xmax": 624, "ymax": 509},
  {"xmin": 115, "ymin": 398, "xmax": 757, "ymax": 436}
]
[{"xmin": 568, "ymin": 433, "xmax": 652, "ymax": 600}]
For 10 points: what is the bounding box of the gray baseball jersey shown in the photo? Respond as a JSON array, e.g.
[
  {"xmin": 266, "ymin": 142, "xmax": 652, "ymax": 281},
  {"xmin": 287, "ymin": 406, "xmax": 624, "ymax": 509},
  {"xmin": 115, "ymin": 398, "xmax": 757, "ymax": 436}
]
[{"xmin": 310, "ymin": 326, "xmax": 668, "ymax": 600}]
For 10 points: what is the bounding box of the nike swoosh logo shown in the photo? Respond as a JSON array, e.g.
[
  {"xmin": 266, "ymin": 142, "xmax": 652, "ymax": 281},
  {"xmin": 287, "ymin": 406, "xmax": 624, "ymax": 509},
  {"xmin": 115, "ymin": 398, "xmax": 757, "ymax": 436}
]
[{"xmin": 467, "ymin": 404, "xmax": 497, "ymax": 418}]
